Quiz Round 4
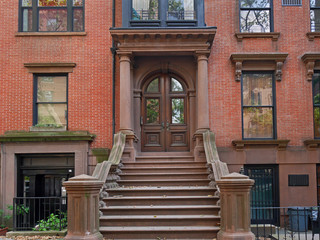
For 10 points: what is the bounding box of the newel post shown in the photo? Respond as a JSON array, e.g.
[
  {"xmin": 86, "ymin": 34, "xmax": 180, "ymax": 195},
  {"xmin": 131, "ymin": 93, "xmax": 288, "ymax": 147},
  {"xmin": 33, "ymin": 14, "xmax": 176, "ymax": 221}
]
[
  {"xmin": 217, "ymin": 173, "xmax": 255, "ymax": 240},
  {"xmin": 63, "ymin": 174, "xmax": 104, "ymax": 240}
]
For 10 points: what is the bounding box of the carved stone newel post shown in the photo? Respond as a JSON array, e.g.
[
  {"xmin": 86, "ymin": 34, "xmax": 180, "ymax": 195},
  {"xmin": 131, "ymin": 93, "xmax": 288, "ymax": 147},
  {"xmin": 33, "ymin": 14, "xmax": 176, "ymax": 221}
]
[
  {"xmin": 217, "ymin": 173, "xmax": 255, "ymax": 240},
  {"xmin": 64, "ymin": 174, "xmax": 104, "ymax": 240}
]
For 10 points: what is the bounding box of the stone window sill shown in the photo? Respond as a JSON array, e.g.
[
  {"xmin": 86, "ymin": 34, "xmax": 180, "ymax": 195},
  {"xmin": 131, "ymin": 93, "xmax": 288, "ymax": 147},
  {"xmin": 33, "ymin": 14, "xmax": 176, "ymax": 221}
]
[
  {"xmin": 307, "ymin": 32, "xmax": 320, "ymax": 41},
  {"xmin": 232, "ymin": 139, "xmax": 290, "ymax": 151},
  {"xmin": 304, "ymin": 139, "xmax": 320, "ymax": 150},
  {"xmin": 235, "ymin": 32, "xmax": 280, "ymax": 42},
  {"xmin": 15, "ymin": 32, "xmax": 87, "ymax": 37},
  {"xmin": 30, "ymin": 126, "xmax": 67, "ymax": 132}
]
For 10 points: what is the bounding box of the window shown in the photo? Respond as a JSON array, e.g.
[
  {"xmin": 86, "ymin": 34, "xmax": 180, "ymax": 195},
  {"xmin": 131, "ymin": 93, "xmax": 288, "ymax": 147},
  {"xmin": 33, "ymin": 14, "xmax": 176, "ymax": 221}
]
[
  {"xmin": 282, "ymin": 0, "xmax": 301, "ymax": 6},
  {"xmin": 240, "ymin": 0, "xmax": 273, "ymax": 32},
  {"xmin": 20, "ymin": 0, "xmax": 84, "ymax": 32},
  {"xmin": 242, "ymin": 72, "xmax": 275, "ymax": 139},
  {"xmin": 313, "ymin": 72, "xmax": 320, "ymax": 138},
  {"xmin": 124, "ymin": 0, "xmax": 203, "ymax": 27},
  {"xmin": 34, "ymin": 75, "xmax": 68, "ymax": 127},
  {"xmin": 311, "ymin": 0, "xmax": 320, "ymax": 32}
]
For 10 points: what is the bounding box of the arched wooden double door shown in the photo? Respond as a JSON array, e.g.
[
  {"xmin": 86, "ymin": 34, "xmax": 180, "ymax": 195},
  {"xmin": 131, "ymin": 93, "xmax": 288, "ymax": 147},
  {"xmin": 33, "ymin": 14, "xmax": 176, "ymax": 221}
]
[{"xmin": 141, "ymin": 74, "xmax": 189, "ymax": 152}]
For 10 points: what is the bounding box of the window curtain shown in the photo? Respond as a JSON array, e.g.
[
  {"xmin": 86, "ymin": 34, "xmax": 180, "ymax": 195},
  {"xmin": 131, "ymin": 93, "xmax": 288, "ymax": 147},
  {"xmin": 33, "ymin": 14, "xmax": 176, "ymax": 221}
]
[{"xmin": 183, "ymin": 0, "xmax": 194, "ymax": 20}]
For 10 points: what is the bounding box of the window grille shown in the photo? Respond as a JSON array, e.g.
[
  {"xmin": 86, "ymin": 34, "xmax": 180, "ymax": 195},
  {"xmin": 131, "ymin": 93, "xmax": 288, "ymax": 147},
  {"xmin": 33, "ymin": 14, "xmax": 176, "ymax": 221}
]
[{"xmin": 282, "ymin": 0, "xmax": 302, "ymax": 6}]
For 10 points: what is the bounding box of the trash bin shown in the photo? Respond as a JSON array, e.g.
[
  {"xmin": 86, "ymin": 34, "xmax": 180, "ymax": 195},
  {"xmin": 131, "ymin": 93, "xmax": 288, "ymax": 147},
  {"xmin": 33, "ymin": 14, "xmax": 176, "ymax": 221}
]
[{"xmin": 288, "ymin": 207, "xmax": 310, "ymax": 232}]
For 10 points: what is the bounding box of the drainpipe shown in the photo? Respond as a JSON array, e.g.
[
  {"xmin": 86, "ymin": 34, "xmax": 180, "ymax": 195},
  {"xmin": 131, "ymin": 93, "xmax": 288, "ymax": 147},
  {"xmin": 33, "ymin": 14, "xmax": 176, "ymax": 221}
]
[{"xmin": 111, "ymin": 0, "xmax": 116, "ymax": 141}]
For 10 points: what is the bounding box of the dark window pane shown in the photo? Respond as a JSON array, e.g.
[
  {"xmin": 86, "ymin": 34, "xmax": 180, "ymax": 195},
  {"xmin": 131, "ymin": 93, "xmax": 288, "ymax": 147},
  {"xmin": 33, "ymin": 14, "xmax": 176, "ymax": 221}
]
[
  {"xmin": 243, "ymin": 73, "xmax": 273, "ymax": 106},
  {"xmin": 132, "ymin": 0, "xmax": 159, "ymax": 20},
  {"xmin": 168, "ymin": 0, "xmax": 195, "ymax": 20},
  {"xmin": 240, "ymin": 10, "xmax": 270, "ymax": 32},
  {"xmin": 22, "ymin": 0, "xmax": 32, "ymax": 6},
  {"xmin": 73, "ymin": 0, "xmax": 83, "ymax": 6},
  {"xmin": 240, "ymin": 0, "xmax": 270, "ymax": 8},
  {"xmin": 313, "ymin": 73, "xmax": 320, "ymax": 104},
  {"xmin": 146, "ymin": 98, "xmax": 160, "ymax": 124},
  {"xmin": 146, "ymin": 78, "xmax": 159, "ymax": 92},
  {"xmin": 310, "ymin": 0, "xmax": 320, "ymax": 8},
  {"xmin": 22, "ymin": 9, "xmax": 33, "ymax": 31},
  {"xmin": 39, "ymin": 9, "xmax": 67, "ymax": 31},
  {"xmin": 37, "ymin": 76, "xmax": 67, "ymax": 102},
  {"xmin": 172, "ymin": 98, "xmax": 184, "ymax": 124},
  {"xmin": 311, "ymin": 10, "xmax": 320, "ymax": 32},
  {"xmin": 38, "ymin": 0, "xmax": 67, "ymax": 7},
  {"xmin": 171, "ymin": 78, "xmax": 184, "ymax": 92},
  {"xmin": 315, "ymin": 107, "xmax": 320, "ymax": 138},
  {"xmin": 38, "ymin": 104, "xmax": 67, "ymax": 126},
  {"xmin": 243, "ymin": 107, "xmax": 273, "ymax": 138},
  {"xmin": 73, "ymin": 8, "xmax": 84, "ymax": 31}
]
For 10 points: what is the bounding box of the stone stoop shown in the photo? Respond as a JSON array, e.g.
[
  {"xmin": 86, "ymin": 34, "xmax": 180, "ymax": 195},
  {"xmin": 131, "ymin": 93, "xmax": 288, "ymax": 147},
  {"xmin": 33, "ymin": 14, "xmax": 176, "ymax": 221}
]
[{"xmin": 99, "ymin": 154, "xmax": 220, "ymax": 239}]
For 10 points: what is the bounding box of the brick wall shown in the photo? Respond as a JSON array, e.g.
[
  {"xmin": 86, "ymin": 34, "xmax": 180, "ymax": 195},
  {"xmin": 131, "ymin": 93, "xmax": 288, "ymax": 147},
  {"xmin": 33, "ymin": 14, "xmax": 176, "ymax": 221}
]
[{"xmin": 0, "ymin": 0, "xmax": 114, "ymax": 149}]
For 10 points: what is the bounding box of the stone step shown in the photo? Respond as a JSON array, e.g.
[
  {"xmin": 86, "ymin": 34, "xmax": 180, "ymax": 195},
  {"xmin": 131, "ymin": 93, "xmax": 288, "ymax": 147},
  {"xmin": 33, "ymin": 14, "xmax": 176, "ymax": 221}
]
[
  {"xmin": 107, "ymin": 186, "xmax": 216, "ymax": 197},
  {"xmin": 100, "ymin": 214, "xmax": 220, "ymax": 227},
  {"xmin": 133, "ymin": 156, "xmax": 195, "ymax": 162},
  {"xmin": 119, "ymin": 172, "xmax": 209, "ymax": 180},
  {"xmin": 103, "ymin": 196, "xmax": 219, "ymax": 206},
  {"xmin": 120, "ymin": 166, "xmax": 208, "ymax": 173},
  {"xmin": 100, "ymin": 226, "xmax": 219, "ymax": 239},
  {"xmin": 101, "ymin": 205, "xmax": 220, "ymax": 215},
  {"xmin": 117, "ymin": 179, "xmax": 210, "ymax": 187},
  {"xmin": 122, "ymin": 161, "xmax": 207, "ymax": 168}
]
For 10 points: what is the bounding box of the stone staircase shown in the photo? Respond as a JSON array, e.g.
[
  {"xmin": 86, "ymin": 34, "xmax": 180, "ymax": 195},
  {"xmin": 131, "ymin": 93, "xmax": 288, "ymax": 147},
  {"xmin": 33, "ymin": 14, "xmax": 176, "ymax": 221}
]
[{"xmin": 100, "ymin": 153, "xmax": 220, "ymax": 239}]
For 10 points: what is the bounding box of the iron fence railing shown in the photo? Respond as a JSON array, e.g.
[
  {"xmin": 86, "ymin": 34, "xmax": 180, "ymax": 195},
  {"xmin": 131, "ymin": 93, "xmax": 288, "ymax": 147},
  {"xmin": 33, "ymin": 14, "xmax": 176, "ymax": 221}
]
[
  {"xmin": 252, "ymin": 206, "xmax": 320, "ymax": 240},
  {"xmin": 13, "ymin": 197, "xmax": 67, "ymax": 231}
]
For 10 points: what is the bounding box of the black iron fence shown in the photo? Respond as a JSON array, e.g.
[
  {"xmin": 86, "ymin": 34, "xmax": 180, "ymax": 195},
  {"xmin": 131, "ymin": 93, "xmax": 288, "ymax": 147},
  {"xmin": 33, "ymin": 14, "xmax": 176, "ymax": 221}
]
[
  {"xmin": 252, "ymin": 207, "xmax": 320, "ymax": 240},
  {"xmin": 13, "ymin": 197, "xmax": 67, "ymax": 231}
]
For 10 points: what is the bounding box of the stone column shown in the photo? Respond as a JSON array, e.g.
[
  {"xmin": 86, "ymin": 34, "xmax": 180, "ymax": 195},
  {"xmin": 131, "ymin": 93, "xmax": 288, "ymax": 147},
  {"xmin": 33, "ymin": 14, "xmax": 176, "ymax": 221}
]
[
  {"xmin": 196, "ymin": 52, "xmax": 210, "ymax": 132},
  {"xmin": 64, "ymin": 174, "xmax": 104, "ymax": 240},
  {"xmin": 119, "ymin": 52, "xmax": 133, "ymax": 133},
  {"xmin": 217, "ymin": 173, "xmax": 255, "ymax": 240}
]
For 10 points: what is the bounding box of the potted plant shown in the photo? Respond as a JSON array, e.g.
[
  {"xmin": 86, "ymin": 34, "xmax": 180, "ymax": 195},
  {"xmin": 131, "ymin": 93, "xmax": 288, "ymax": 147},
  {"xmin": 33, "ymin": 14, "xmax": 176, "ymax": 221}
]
[{"xmin": 0, "ymin": 206, "xmax": 13, "ymax": 236}]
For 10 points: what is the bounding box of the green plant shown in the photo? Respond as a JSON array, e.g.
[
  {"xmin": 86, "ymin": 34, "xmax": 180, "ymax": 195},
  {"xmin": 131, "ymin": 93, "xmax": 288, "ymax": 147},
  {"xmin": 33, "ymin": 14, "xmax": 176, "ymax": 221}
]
[
  {"xmin": 33, "ymin": 212, "xmax": 67, "ymax": 231},
  {"xmin": 0, "ymin": 205, "xmax": 13, "ymax": 229},
  {"xmin": 34, "ymin": 123, "xmax": 64, "ymax": 128}
]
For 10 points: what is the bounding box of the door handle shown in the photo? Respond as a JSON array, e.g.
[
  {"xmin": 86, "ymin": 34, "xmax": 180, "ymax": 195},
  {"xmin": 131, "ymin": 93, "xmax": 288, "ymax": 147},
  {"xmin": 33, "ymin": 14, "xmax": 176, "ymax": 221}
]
[
  {"xmin": 166, "ymin": 121, "xmax": 170, "ymax": 131},
  {"xmin": 161, "ymin": 122, "xmax": 165, "ymax": 130}
]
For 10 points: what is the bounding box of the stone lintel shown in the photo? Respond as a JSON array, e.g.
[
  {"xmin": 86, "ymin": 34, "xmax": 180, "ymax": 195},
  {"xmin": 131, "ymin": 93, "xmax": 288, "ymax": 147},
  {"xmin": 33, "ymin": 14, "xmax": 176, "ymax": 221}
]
[
  {"xmin": 304, "ymin": 139, "xmax": 320, "ymax": 150},
  {"xmin": 0, "ymin": 131, "xmax": 95, "ymax": 142},
  {"xmin": 232, "ymin": 139, "xmax": 290, "ymax": 151},
  {"xmin": 230, "ymin": 53, "xmax": 288, "ymax": 82},
  {"xmin": 301, "ymin": 53, "xmax": 320, "ymax": 81},
  {"xmin": 307, "ymin": 32, "xmax": 320, "ymax": 41},
  {"xmin": 235, "ymin": 32, "xmax": 280, "ymax": 42},
  {"xmin": 24, "ymin": 62, "xmax": 76, "ymax": 73}
]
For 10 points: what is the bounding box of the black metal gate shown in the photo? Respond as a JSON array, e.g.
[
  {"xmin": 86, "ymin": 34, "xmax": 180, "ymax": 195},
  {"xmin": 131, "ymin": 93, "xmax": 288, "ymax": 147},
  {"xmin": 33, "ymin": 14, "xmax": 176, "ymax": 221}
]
[{"xmin": 244, "ymin": 165, "xmax": 279, "ymax": 224}]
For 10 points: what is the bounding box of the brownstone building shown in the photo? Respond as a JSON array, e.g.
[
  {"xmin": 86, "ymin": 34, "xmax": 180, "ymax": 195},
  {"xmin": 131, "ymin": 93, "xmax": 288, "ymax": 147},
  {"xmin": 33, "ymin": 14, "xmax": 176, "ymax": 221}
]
[{"xmin": 1, "ymin": 0, "xmax": 320, "ymax": 238}]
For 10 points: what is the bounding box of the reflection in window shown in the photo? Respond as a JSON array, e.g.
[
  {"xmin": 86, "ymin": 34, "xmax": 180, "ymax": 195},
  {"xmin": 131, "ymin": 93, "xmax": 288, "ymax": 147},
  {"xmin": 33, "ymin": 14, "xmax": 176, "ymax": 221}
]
[
  {"xmin": 168, "ymin": 0, "xmax": 195, "ymax": 20},
  {"xmin": 171, "ymin": 78, "xmax": 183, "ymax": 92},
  {"xmin": 240, "ymin": 0, "xmax": 272, "ymax": 33},
  {"xmin": 132, "ymin": 0, "xmax": 159, "ymax": 20},
  {"xmin": 313, "ymin": 73, "xmax": 320, "ymax": 137},
  {"xmin": 36, "ymin": 76, "xmax": 68, "ymax": 126},
  {"xmin": 242, "ymin": 73, "xmax": 274, "ymax": 139},
  {"xmin": 311, "ymin": 0, "xmax": 320, "ymax": 32},
  {"xmin": 146, "ymin": 99, "xmax": 160, "ymax": 124},
  {"xmin": 172, "ymin": 98, "xmax": 184, "ymax": 124},
  {"xmin": 146, "ymin": 78, "xmax": 159, "ymax": 92}
]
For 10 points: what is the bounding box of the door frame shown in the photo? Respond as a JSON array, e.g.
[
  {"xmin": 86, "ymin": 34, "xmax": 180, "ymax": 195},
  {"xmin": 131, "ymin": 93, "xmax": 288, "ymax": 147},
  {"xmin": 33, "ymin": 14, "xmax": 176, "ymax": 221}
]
[{"xmin": 140, "ymin": 73, "xmax": 190, "ymax": 152}]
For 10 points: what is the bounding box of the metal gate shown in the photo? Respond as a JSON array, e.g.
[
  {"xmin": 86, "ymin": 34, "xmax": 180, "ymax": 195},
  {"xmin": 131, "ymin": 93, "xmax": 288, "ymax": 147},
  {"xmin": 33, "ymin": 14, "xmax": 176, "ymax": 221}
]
[{"xmin": 244, "ymin": 165, "xmax": 279, "ymax": 224}]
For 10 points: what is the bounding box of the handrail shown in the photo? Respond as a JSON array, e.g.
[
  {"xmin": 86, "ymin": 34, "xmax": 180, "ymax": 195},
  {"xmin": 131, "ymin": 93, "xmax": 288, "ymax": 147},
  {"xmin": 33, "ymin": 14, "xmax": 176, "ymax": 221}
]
[{"xmin": 203, "ymin": 130, "xmax": 229, "ymax": 190}]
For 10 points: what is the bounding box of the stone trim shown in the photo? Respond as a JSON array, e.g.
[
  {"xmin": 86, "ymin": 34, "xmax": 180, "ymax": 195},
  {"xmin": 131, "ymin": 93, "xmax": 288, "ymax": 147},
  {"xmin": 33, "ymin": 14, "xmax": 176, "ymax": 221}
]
[
  {"xmin": 230, "ymin": 53, "xmax": 288, "ymax": 81},
  {"xmin": 307, "ymin": 32, "xmax": 320, "ymax": 41},
  {"xmin": 91, "ymin": 148, "xmax": 111, "ymax": 163},
  {"xmin": 301, "ymin": 53, "xmax": 320, "ymax": 81},
  {"xmin": 24, "ymin": 62, "xmax": 76, "ymax": 73},
  {"xmin": 232, "ymin": 139, "xmax": 290, "ymax": 151},
  {"xmin": 235, "ymin": 32, "xmax": 280, "ymax": 42},
  {"xmin": 110, "ymin": 28, "xmax": 216, "ymax": 56},
  {"xmin": 0, "ymin": 131, "xmax": 95, "ymax": 142},
  {"xmin": 304, "ymin": 139, "xmax": 320, "ymax": 150},
  {"xmin": 15, "ymin": 32, "xmax": 87, "ymax": 37}
]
